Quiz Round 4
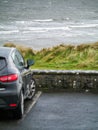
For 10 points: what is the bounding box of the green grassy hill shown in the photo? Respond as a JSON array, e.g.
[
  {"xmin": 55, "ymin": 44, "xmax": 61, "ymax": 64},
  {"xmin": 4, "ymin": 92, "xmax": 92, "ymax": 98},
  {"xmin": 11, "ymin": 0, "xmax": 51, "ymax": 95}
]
[{"xmin": 3, "ymin": 42, "xmax": 98, "ymax": 70}]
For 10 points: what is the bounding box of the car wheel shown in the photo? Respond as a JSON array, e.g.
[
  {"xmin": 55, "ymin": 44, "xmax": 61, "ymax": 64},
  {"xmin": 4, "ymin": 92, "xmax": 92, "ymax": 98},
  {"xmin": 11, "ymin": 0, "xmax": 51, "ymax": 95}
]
[
  {"xmin": 27, "ymin": 79, "xmax": 36, "ymax": 100},
  {"xmin": 13, "ymin": 91, "xmax": 24, "ymax": 119}
]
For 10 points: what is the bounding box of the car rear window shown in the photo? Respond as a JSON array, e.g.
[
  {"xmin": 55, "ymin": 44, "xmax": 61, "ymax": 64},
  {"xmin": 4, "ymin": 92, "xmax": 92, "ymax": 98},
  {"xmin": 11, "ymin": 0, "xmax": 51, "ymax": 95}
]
[{"xmin": 0, "ymin": 57, "xmax": 6, "ymax": 70}]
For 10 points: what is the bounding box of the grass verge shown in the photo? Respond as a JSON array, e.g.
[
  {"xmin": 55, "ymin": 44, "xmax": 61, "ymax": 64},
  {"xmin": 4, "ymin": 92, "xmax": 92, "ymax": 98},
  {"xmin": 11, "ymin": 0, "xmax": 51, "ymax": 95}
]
[{"xmin": 3, "ymin": 42, "xmax": 98, "ymax": 70}]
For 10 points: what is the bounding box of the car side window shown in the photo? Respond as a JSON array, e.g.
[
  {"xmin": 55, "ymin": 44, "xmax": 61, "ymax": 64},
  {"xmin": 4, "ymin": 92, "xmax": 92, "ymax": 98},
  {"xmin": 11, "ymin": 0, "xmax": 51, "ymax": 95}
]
[
  {"xmin": 12, "ymin": 50, "xmax": 25, "ymax": 69},
  {"xmin": 0, "ymin": 57, "xmax": 6, "ymax": 70},
  {"xmin": 16, "ymin": 50, "xmax": 25, "ymax": 66}
]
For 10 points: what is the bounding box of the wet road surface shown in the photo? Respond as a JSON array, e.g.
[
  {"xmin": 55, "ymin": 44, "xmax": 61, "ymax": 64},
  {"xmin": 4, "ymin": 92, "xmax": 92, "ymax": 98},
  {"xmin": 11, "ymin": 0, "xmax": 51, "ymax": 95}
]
[{"xmin": 0, "ymin": 92, "xmax": 98, "ymax": 130}]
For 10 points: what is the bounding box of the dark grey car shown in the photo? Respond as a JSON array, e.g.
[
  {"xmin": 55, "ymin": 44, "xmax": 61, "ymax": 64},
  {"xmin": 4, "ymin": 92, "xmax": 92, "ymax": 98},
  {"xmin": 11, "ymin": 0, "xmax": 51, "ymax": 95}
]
[{"xmin": 0, "ymin": 47, "xmax": 36, "ymax": 119}]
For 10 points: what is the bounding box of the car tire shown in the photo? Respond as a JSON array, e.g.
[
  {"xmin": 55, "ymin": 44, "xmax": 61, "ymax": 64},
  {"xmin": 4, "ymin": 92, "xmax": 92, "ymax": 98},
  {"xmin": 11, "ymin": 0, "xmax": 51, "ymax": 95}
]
[
  {"xmin": 13, "ymin": 91, "xmax": 24, "ymax": 119},
  {"xmin": 27, "ymin": 79, "xmax": 36, "ymax": 100}
]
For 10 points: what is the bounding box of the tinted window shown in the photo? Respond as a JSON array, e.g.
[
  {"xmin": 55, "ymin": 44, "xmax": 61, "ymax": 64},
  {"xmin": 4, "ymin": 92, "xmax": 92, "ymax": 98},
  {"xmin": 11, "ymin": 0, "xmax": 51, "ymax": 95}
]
[
  {"xmin": 12, "ymin": 50, "xmax": 25, "ymax": 69},
  {"xmin": 16, "ymin": 51, "xmax": 25, "ymax": 66},
  {"xmin": 0, "ymin": 57, "xmax": 6, "ymax": 70}
]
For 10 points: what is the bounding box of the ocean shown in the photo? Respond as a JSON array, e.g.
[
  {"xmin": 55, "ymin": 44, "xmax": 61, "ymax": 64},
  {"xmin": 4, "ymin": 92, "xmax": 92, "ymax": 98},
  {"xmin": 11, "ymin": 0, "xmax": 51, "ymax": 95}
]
[{"xmin": 0, "ymin": 0, "xmax": 98, "ymax": 50}]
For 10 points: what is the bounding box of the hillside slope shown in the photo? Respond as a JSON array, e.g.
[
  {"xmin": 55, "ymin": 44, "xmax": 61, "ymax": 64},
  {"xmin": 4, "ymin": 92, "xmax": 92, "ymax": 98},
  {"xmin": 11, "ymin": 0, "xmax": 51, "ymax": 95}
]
[{"xmin": 4, "ymin": 42, "xmax": 98, "ymax": 70}]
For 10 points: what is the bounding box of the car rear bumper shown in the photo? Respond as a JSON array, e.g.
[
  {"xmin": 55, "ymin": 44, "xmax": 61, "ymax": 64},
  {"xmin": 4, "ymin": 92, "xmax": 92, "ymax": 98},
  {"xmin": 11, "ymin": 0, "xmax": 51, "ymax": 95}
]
[
  {"xmin": 0, "ymin": 83, "xmax": 20, "ymax": 109},
  {"xmin": 0, "ymin": 93, "xmax": 19, "ymax": 110},
  {"xmin": 0, "ymin": 81, "xmax": 21, "ymax": 109}
]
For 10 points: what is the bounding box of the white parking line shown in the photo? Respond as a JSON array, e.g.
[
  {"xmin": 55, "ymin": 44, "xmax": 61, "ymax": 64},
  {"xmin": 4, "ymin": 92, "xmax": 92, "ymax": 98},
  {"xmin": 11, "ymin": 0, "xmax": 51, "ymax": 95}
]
[
  {"xmin": 17, "ymin": 91, "xmax": 42, "ymax": 123},
  {"xmin": 25, "ymin": 91, "xmax": 42, "ymax": 115}
]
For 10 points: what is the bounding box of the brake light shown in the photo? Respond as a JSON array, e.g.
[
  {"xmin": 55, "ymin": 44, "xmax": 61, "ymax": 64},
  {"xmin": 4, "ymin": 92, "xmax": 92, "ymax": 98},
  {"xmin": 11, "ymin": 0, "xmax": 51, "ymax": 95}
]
[
  {"xmin": 9, "ymin": 104, "xmax": 17, "ymax": 107},
  {"xmin": 0, "ymin": 74, "xmax": 18, "ymax": 82}
]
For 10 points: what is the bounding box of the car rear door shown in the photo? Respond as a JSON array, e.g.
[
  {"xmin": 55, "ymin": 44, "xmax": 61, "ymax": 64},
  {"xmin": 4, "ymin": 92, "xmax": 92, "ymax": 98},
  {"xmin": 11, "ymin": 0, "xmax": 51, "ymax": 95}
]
[{"xmin": 11, "ymin": 50, "xmax": 31, "ymax": 97}]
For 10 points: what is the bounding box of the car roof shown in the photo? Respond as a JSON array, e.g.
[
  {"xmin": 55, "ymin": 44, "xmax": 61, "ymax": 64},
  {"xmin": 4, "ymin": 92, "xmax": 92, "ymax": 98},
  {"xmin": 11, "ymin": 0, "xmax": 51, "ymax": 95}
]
[{"xmin": 0, "ymin": 47, "xmax": 16, "ymax": 58}]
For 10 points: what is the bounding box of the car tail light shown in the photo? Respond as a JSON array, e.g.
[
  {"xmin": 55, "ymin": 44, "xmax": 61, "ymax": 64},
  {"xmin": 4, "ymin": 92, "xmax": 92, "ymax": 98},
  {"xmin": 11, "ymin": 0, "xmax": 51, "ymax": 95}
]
[
  {"xmin": 0, "ymin": 74, "xmax": 18, "ymax": 82},
  {"xmin": 9, "ymin": 104, "xmax": 17, "ymax": 107}
]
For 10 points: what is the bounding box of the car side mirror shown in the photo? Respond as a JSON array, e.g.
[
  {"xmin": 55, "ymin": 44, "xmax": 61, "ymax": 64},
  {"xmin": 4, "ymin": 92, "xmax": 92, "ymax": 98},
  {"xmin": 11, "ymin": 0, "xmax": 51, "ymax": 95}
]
[{"xmin": 27, "ymin": 59, "xmax": 34, "ymax": 69}]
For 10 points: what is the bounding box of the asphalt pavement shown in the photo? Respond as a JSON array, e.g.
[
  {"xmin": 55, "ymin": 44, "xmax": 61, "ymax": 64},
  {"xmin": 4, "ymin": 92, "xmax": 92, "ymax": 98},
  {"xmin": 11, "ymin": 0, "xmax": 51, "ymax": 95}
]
[{"xmin": 0, "ymin": 92, "xmax": 98, "ymax": 130}]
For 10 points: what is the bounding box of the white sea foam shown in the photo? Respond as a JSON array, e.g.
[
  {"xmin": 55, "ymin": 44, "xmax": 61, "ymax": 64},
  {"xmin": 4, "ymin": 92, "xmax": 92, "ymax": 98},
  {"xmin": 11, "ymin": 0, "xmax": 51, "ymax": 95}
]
[
  {"xmin": 0, "ymin": 30, "xmax": 19, "ymax": 34},
  {"xmin": 33, "ymin": 19, "xmax": 53, "ymax": 22},
  {"xmin": 15, "ymin": 19, "xmax": 53, "ymax": 25},
  {"xmin": 70, "ymin": 23, "xmax": 98, "ymax": 28},
  {"xmin": 22, "ymin": 30, "xmax": 47, "ymax": 33},
  {"xmin": 22, "ymin": 26, "xmax": 70, "ymax": 32},
  {"xmin": 0, "ymin": 19, "xmax": 98, "ymax": 50}
]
